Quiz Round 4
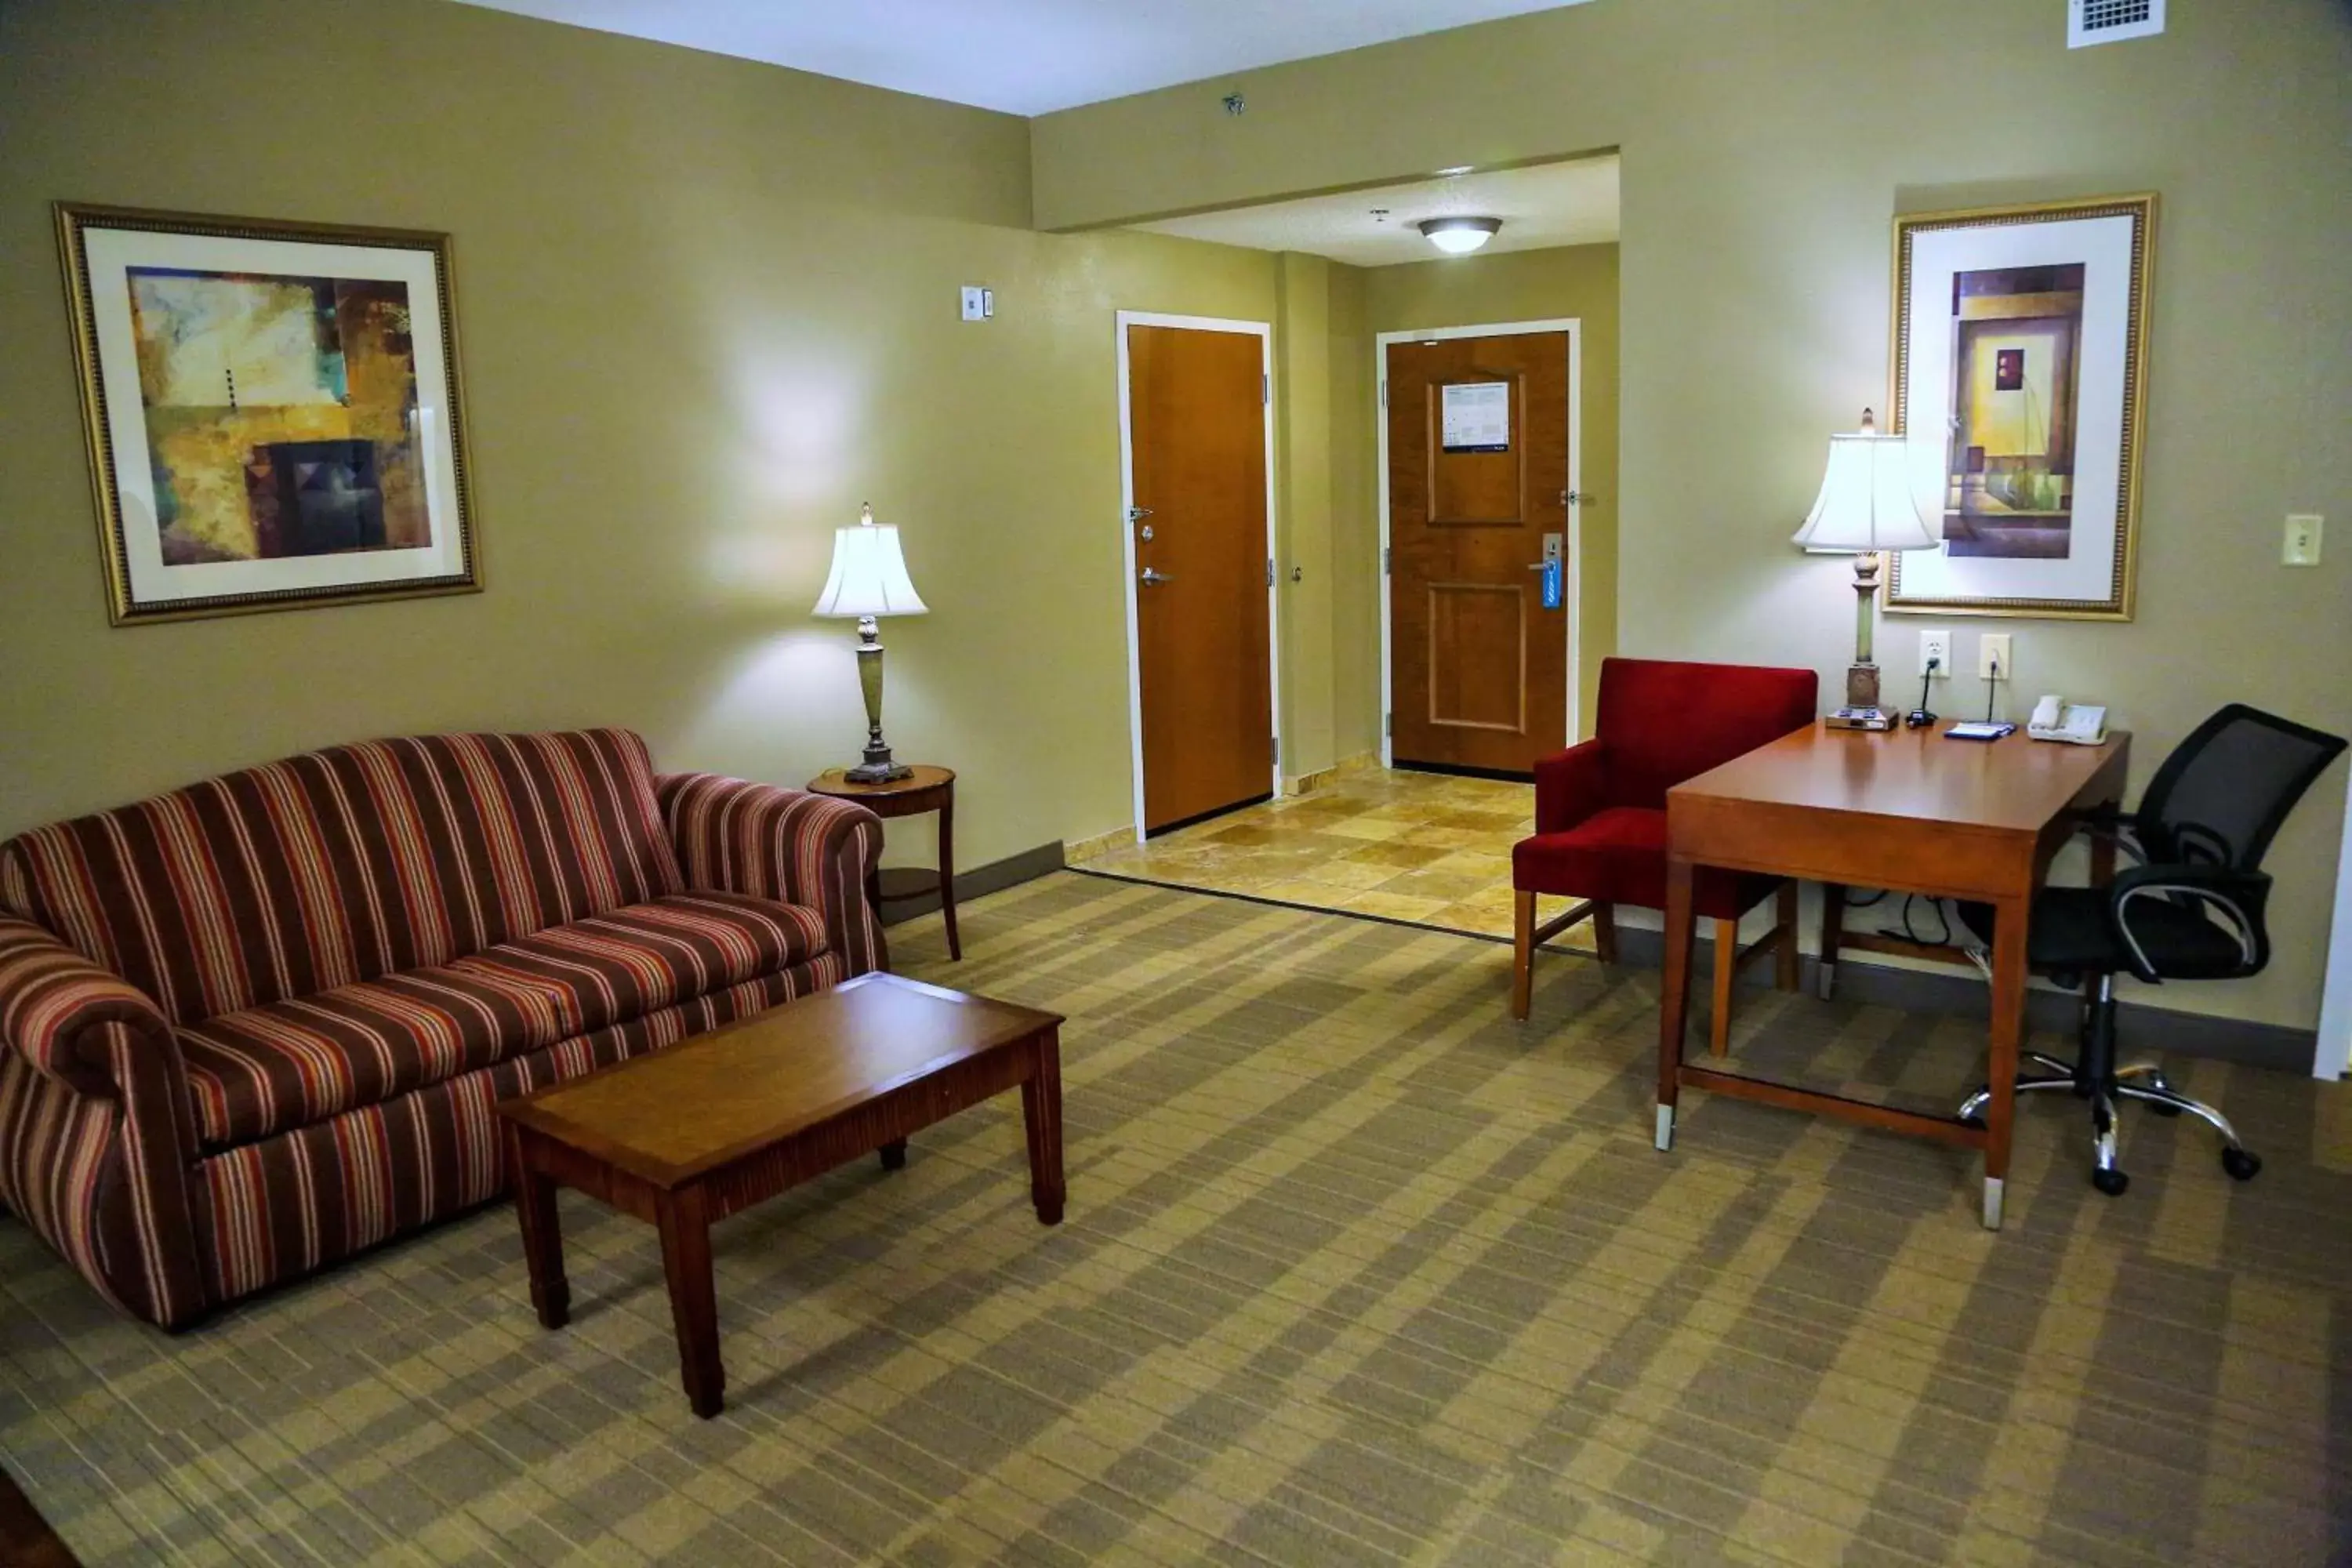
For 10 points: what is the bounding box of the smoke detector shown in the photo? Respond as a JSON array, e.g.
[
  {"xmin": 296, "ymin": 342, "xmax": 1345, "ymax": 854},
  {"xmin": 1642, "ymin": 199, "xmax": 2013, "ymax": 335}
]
[{"xmin": 2069, "ymin": 0, "xmax": 2165, "ymax": 48}]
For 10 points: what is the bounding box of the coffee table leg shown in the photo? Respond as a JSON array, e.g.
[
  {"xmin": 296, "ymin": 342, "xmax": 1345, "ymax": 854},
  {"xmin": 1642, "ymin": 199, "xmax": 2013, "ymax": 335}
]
[
  {"xmin": 1021, "ymin": 1027, "xmax": 1065, "ymax": 1225},
  {"xmin": 655, "ymin": 1185, "xmax": 724, "ymax": 1418},
  {"xmin": 938, "ymin": 791, "xmax": 961, "ymax": 961},
  {"xmin": 506, "ymin": 1123, "xmax": 568, "ymax": 1330},
  {"xmin": 879, "ymin": 1138, "xmax": 908, "ymax": 1171}
]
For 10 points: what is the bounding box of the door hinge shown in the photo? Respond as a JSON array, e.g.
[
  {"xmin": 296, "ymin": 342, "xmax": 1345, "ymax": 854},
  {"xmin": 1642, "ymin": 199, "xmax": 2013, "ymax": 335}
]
[
  {"xmin": 1266, "ymin": 557, "xmax": 1275, "ymax": 587},
  {"xmin": 1272, "ymin": 735, "xmax": 1281, "ymax": 767},
  {"xmin": 1384, "ymin": 713, "xmax": 1392, "ymax": 738},
  {"xmin": 1382, "ymin": 546, "xmax": 1391, "ymax": 574},
  {"xmin": 1380, "ymin": 380, "xmax": 1387, "ymax": 408},
  {"xmin": 1263, "ymin": 373, "xmax": 1270, "ymax": 405}
]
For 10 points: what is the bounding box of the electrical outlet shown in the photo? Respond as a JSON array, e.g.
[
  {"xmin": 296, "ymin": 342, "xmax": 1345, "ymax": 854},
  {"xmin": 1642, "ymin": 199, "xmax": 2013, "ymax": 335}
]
[
  {"xmin": 1978, "ymin": 632, "xmax": 2013, "ymax": 681},
  {"xmin": 1918, "ymin": 629, "xmax": 1953, "ymax": 677},
  {"xmin": 960, "ymin": 285, "xmax": 988, "ymax": 321},
  {"xmin": 2284, "ymin": 514, "xmax": 2323, "ymax": 566}
]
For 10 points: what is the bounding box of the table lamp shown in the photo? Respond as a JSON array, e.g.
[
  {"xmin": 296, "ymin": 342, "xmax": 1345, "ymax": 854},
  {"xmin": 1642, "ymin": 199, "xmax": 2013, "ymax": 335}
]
[
  {"xmin": 1791, "ymin": 408, "xmax": 1941, "ymax": 731},
  {"xmin": 813, "ymin": 503, "xmax": 928, "ymax": 781}
]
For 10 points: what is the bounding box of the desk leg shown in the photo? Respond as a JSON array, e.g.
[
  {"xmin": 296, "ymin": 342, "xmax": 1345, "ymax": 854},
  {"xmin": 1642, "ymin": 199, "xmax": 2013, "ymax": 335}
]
[
  {"xmin": 938, "ymin": 793, "xmax": 961, "ymax": 961},
  {"xmin": 1817, "ymin": 883, "xmax": 1846, "ymax": 1000},
  {"xmin": 1982, "ymin": 892, "xmax": 2031, "ymax": 1229},
  {"xmin": 1656, "ymin": 857, "xmax": 1697, "ymax": 1151}
]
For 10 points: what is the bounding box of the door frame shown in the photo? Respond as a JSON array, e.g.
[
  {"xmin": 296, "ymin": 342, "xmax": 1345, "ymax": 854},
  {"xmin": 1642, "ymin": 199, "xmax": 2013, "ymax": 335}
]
[
  {"xmin": 1374, "ymin": 318, "xmax": 1584, "ymax": 768},
  {"xmin": 2317, "ymin": 784, "xmax": 2352, "ymax": 1078},
  {"xmin": 1115, "ymin": 310, "xmax": 1283, "ymax": 844}
]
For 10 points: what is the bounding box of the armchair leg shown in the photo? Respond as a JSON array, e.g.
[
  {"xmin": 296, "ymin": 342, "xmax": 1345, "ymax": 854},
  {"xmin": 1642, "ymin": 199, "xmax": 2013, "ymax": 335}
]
[
  {"xmin": 1710, "ymin": 916, "xmax": 1738, "ymax": 1057},
  {"xmin": 1511, "ymin": 891, "xmax": 1536, "ymax": 1021},
  {"xmin": 1774, "ymin": 883, "xmax": 1801, "ymax": 993},
  {"xmin": 1592, "ymin": 901, "xmax": 1618, "ymax": 964}
]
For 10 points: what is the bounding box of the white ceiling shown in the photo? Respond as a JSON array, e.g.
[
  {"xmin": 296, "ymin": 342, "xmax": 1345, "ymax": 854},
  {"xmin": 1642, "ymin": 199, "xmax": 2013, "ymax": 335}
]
[
  {"xmin": 448, "ymin": 0, "xmax": 1597, "ymax": 116},
  {"xmin": 1134, "ymin": 157, "xmax": 1619, "ymax": 267}
]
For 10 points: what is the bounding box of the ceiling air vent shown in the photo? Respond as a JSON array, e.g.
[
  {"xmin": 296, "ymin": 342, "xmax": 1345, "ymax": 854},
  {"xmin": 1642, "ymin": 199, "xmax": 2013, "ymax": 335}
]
[{"xmin": 2069, "ymin": 0, "xmax": 2165, "ymax": 47}]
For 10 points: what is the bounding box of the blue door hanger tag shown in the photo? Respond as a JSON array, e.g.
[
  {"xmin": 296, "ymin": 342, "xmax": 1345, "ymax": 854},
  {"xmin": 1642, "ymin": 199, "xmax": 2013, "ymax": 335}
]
[{"xmin": 1541, "ymin": 556, "xmax": 1563, "ymax": 611}]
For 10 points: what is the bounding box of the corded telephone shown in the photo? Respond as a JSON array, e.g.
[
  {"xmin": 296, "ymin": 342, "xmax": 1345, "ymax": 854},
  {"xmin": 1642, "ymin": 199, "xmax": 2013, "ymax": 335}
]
[{"xmin": 2028, "ymin": 695, "xmax": 2107, "ymax": 746}]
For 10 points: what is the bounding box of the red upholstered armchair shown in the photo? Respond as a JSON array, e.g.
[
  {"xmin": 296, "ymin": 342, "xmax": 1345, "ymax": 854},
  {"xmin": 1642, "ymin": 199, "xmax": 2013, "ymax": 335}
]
[{"xmin": 1511, "ymin": 658, "xmax": 1819, "ymax": 1051}]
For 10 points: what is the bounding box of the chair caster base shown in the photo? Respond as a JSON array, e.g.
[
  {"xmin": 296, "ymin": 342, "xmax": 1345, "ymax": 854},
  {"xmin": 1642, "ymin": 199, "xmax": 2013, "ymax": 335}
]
[
  {"xmin": 2092, "ymin": 1167, "xmax": 2129, "ymax": 1197},
  {"xmin": 2147, "ymin": 1100, "xmax": 2183, "ymax": 1118},
  {"xmin": 2221, "ymin": 1146, "xmax": 2262, "ymax": 1181}
]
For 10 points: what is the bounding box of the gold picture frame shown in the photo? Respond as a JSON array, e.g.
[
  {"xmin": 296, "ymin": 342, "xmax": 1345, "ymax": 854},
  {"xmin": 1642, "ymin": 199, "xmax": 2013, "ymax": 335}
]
[
  {"xmin": 56, "ymin": 202, "xmax": 481, "ymax": 625},
  {"xmin": 1885, "ymin": 193, "xmax": 2154, "ymax": 621}
]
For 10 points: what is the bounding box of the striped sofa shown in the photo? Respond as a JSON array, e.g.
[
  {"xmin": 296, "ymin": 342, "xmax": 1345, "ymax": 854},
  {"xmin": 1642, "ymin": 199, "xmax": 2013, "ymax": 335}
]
[{"xmin": 0, "ymin": 729, "xmax": 884, "ymax": 1329}]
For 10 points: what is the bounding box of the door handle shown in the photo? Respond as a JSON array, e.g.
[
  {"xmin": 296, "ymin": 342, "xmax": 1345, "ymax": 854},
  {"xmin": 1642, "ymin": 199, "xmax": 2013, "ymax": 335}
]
[{"xmin": 1139, "ymin": 567, "xmax": 1174, "ymax": 586}]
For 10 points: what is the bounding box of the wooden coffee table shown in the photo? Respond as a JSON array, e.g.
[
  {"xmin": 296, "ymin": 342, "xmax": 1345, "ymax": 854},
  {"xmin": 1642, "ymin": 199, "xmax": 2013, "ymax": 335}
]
[{"xmin": 496, "ymin": 972, "xmax": 1066, "ymax": 1417}]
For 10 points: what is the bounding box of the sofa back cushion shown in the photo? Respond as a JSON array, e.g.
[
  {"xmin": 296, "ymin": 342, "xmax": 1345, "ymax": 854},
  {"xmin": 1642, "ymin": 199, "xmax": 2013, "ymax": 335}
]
[
  {"xmin": 1595, "ymin": 658, "xmax": 1820, "ymax": 810},
  {"xmin": 0, "ymin": 730, "xmax": 684, "ymax": 1025}
]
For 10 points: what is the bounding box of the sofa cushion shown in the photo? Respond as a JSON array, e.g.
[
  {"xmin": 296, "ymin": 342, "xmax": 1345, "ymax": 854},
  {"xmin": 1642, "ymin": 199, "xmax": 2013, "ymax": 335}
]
[
  {"xmin": 1512, "ymin": 806, "xmax": 1779, "ymax": 920},
  {"xmin": 178, "ymin": 891, "xmax": 825, "ymax": 1148},
  {"xmin": 0, "ymin": 729, "xmax": 686, "ymax": 1027}
]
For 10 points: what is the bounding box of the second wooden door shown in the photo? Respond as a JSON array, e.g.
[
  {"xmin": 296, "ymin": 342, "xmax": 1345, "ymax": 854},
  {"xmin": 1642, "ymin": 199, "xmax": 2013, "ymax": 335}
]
[
  {"xmin": 1127, "ymin": 321, "xmax": 1274, "ymax": 833},
  {"xmin": 1385, "ymin": 331, "xmax": 1573, "ymax": 775}
]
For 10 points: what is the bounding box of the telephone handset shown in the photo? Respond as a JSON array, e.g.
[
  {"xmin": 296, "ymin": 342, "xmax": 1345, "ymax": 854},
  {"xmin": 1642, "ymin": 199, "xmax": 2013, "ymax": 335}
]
[{"xmin": 2028, "ymin": 695, "xmax": 2107, "ymax": 746}]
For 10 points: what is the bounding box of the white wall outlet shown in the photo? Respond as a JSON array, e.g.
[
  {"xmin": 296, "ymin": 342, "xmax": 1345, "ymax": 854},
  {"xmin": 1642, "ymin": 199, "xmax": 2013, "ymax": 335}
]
[
  {"xmin": 1978, "ymin": 632, "xmax": 2013, "ymax": 681},
  {"xmin": 2284, "ymin": 514, "xmax": 2323, "ymax": 566},
  {"xmin": 1918, "ymin": 629, "xmax": 1953, "ymax": 677},
  {"xmin": 960, "ymin": 285, "xmax": 988, "ymax": 321}
]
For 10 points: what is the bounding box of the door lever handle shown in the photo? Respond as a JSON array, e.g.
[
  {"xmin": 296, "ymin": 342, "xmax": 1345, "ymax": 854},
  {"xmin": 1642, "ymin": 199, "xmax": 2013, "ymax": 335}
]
[{"xmin": 1139, "ymin": 567, "xmax": 1174, "ymax": 586}]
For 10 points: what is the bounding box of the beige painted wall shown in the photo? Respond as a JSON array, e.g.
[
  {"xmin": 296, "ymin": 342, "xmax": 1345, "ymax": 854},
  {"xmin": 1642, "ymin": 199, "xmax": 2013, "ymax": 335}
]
[
  {"xmin": 1359, "ymin": 244, "xmax": 1621, "ymax": 743},
  {"xmin": 1034, "ymin": 0, "xmax": 2352, "ymax": 1029},
  {"xmin": 0, "ymin": 0, "xmax": 1281, "ymax": 879}
]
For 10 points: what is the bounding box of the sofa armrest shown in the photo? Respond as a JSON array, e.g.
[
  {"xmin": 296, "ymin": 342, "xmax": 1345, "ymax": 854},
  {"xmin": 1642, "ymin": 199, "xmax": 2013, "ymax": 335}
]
[
  {"xmin": 0, "ymin": 917, "xmax": 208, "ymax": 1327},
  {"xmin": 657, "ymin": 774, "xmax": 888, "ymax": 975},
  {"xmin": 0, "ymin": 918, "xmax": 176, "ymax": 1097},
  {"xmin": 1533, "ymin": 740, "xmax": 1611, "ymax": 833}
]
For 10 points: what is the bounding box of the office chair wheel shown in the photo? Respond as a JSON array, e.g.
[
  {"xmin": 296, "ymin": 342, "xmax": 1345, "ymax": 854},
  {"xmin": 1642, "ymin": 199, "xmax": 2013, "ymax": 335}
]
[
  {"xmin": 2221, "ymin": 1147, "xmax": 2262, "ymax": 1181},
  {"xmin": 2092, "ymin": 1167, "xmax": 2130, "ymax": 1197}
]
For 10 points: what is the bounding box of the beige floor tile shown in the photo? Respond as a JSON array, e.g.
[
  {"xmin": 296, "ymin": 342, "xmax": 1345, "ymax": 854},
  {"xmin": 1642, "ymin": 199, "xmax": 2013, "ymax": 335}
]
[
  {"xmin": 1375, "ymin": 868, "xmax": 1506, "ymax": 905},
  {"xmin": 1335, "ymin": 889, "xmax": 1453, "ymax": 923},
  {"xmin": 1338, "ymin": 840, "xmax": 1455, "ymax": 871},
  {"xmin": 1314, "ymin": 816, "xmax": 1410, "ymax": 842},
  {"xmin": 1294, "ymin": 859, "xmax": 1406, "ymax": 891}
]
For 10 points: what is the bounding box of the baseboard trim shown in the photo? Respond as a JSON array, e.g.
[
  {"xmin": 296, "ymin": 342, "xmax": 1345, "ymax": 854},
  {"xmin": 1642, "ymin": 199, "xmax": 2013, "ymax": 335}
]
[
  {"xmin": 1606, "ymin": 925, "xmax": 2314, "ymax": 1075},
  {"xmin": 1062, "ymin": 826, "xmax": 1133, "ymax": 865},
  {"xmin": 1285, "ymin": 751, "xmax": 1380, "ymax": 797},
  {"xmin": 876, "ymin": 840, "xmax": 1064, "ymax": 925}
]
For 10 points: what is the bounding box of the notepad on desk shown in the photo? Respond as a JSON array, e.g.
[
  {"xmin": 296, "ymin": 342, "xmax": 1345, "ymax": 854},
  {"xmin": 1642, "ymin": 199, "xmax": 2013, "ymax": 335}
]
[{"xmin": 1945, "ymin": 721, "xmax": 2018, "ymax": 742}]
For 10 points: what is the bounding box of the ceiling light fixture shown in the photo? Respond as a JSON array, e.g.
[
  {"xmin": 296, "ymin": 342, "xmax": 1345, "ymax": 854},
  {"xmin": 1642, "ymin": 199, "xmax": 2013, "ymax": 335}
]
[{"xmin": 1417, "ymin": 216, "xmax": 1501, "ymax": 255}]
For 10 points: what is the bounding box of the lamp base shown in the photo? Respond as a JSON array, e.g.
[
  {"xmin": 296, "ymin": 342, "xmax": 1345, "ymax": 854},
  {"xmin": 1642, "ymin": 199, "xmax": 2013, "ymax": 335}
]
[
  {"xmin": 844, "ymin": 741, "xmax": 911, "ymax": 784},
  {"xmin": 1824, "ymin": 706, "xmax": 1900, "ymax": 732}
]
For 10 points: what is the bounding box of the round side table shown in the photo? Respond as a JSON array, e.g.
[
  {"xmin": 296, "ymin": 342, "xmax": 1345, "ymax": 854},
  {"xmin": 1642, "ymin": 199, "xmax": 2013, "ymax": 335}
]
[{"xmin": 806, "ymin": 764, "xmax": 959, "ymax": 960}]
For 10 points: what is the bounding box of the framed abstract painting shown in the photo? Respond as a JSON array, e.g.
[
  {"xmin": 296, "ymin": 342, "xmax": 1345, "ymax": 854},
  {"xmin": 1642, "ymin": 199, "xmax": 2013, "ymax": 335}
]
[
  {"xmin": 56, "ymin": 204, "xmax": 480, "ymax": 624},
  {"xmin": 1885, "ymin": 194, "xmax": 2154, "ymax": 621}
]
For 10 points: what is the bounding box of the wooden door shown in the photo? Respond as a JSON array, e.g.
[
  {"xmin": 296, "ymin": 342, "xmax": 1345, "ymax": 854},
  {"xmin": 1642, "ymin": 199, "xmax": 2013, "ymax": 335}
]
[
  {"xmin": 1127, "ymin": 322, "xmax": 1274, "ymax": 833},
  {"xmin": 1386, "ymin": 332, "xmax": 1572, "ymax": 775}
]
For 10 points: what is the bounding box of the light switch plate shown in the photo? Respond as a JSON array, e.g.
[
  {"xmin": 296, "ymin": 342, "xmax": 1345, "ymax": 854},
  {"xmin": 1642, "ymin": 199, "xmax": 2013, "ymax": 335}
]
[
  {"xmin": 1978, "ymin": 632, "xmax": 2013, "ymax": 681},
  {"xmin": 960, "ymin": 285, "xmax": 987, "ymax": 321},
  {"xmin": 2284, "ymin": 514, "xmax": 2323, "ymax": 566}
]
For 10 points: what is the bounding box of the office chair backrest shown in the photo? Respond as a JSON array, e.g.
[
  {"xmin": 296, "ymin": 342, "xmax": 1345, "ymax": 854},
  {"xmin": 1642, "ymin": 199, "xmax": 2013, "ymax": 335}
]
[{"xmin": 2136, "ymin": 703, "xmax": 2347, "ymax": 869}]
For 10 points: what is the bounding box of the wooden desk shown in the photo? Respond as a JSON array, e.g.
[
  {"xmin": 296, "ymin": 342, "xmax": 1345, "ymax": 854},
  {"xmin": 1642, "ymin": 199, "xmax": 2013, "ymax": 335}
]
[{"xmin": 1655, "ymin": 720, "xmax": 2129, "ymax": 1228}]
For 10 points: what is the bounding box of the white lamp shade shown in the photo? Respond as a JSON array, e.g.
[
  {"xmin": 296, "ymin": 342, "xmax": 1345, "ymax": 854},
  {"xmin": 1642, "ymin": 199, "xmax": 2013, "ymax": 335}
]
[
  {"xmin": 812, "ymin": 514, "xmax": 927, "ymax": 618},
  {"xmin": 1791, "ymin": 428, "xmax": 1943, "ymax": 553}
]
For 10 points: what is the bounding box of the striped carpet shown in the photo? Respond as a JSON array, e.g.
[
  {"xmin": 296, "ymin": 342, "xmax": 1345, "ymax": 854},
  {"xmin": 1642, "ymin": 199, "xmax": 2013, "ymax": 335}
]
[{"xmin": 3, "ymin": 872, "xmax": 2348, "ymax": 1566}]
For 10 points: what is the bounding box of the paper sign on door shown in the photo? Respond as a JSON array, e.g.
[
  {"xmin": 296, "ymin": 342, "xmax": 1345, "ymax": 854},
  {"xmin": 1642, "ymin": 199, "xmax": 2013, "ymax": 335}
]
[{"xmin": 1440, "ymin": 382, "xmax": 1510, "ymax": 452}]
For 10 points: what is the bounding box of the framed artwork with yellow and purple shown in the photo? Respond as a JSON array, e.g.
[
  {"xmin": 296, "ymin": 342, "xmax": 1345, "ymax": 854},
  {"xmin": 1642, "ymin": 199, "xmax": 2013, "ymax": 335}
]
[
  {"xmin": 1886, "ymin": 194, "xmax": 2154, "ymax": 622},
  {"xmin": 56, "ymin": 204, "xmax": 479, "ymax": 624}
]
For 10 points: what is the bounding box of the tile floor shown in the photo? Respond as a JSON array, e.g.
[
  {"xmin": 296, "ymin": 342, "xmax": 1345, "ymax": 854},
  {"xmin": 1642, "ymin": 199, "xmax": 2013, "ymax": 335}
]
[{"xmin": 1076, "ymin": 766, "xmax": 1595, "ymax": 950}]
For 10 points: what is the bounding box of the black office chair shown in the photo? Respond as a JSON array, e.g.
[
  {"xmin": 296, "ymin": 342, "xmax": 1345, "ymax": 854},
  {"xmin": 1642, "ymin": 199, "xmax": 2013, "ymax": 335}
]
[{"xmin": 1955, "ymin": 704, "xmax": 2347, "ymax": 1196}]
